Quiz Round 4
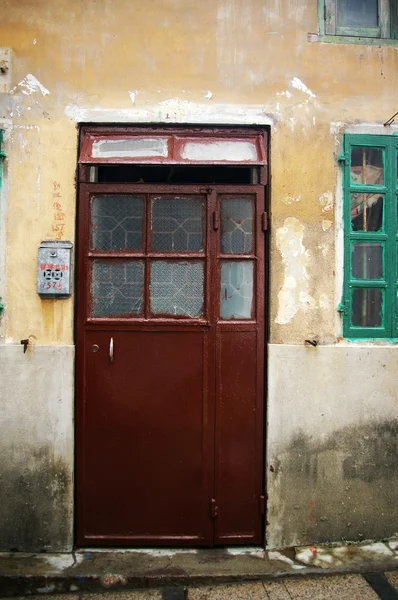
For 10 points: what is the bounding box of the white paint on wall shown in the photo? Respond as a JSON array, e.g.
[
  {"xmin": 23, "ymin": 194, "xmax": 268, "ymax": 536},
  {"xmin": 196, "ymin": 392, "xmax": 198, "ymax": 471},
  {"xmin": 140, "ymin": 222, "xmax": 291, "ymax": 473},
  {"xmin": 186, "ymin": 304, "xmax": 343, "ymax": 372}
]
[
  {"xmin": 322, "ymin": 219, "xmax": 332, "ymax": 231},
  {"xmin": 275, "ymin": 217, "xmax": 313, "ymax": 325},
  {"xmin": 319, "ymin": 293, "xmax": 330, "ymax": 310},
  {"xmin": 64, "ymin": 101, "xmax": 275, "ymax": 125},
  {"xmin": 281, "ymin": 193, "xmax": 301, "ymax": 206},
  {"xmin": 276, "ymin": 90, "xmax": 293, "ymax": 98},
  {"xmin": 10, "ymin": 74, "xmax": 50, "ymax": 96},
  {"xmin": 128, "ymin": 90, "xmax": 136, "ymax": 105},
  {"xmin": 204, "ymin": 90, "xmax": 213, "ymax": 100},
  {"xmin": 291, "ymin": 77, "xmax": 316, "ymax": 98},
  {"xmin": 319, "ymin": 191, "xmax": 334, "ymax": 213}
]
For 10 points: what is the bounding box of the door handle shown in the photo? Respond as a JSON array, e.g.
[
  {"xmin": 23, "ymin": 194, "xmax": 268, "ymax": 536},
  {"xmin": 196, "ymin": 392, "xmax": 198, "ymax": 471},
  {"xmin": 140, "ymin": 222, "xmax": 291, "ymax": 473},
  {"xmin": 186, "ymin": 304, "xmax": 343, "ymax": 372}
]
[{"xmin": 109, "ymin": 337, "xmax": 114, "ymax": 364}]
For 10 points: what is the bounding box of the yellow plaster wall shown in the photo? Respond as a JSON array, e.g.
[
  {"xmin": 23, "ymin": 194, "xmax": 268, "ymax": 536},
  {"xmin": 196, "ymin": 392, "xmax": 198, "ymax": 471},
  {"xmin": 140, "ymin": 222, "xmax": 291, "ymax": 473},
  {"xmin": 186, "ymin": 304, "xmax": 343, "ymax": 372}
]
[{"xmin": 1, "ymin": 0, "xmax": 397, "ymax": 344}]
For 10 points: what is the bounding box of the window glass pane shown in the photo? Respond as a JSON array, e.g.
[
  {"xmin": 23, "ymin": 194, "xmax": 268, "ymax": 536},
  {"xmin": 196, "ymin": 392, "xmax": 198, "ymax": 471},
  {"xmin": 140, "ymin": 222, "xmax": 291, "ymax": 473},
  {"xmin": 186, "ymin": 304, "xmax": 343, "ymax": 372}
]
[
  {"xmin": 221, "ymin": 198, "xmax": 254, "ymax": 254},
  {"xmin": 337, "ymin": 0, "xmax": 378, "ymax": 28},
  {"xmin": 351, "ymin": 288, "xmax": 383, "ymax": 327},
  {"xmin": 351, "ymin": 147, "xmax": 384, "ymax": 185},
  {"xmin": 92, "ymin": 138, "xmax": 168, "ymax": 159},
  {"xmin": 352, "ymin": 242, "xmax": 383, "ymax": 279},
  {"xmin": 220, "ymin": 261, "xmax": 253, "ymax": 320},
  {"xmin": 150, "ymin": 261, "xmax": 204, "ymax": 317},
  {"xmin": 180, "ymin": 140, "xmax": 258, "ymax": 162},
  {"xmin": 351, "ymin": 193, "xmax": 383, "ymax": 232},
  {"xmin": 91, "ymin": 260, "xmax": 144, "ymax": 317},
  {"xmin": 91, "ymin": 195, "xmax": 144, "ymax": 251},
  {"xmin": 151, "ymin": 197, "xmax": 204, "ymax": 252}
]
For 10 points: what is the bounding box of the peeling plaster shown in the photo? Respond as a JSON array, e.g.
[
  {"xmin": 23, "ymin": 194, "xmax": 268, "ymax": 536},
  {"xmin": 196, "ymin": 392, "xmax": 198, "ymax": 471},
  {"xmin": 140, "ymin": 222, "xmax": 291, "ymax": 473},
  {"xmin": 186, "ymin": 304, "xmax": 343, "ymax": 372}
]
[
  {"xmin": 322, "ymin": 219, "xmax": 332, "ymax": 231},
  {"xmin": 204, "ymin": 90, "xmax": 213, "ymax": 100},
  {"xmin": 276, "ymin": 217, "xmax": 313, "ymax": 325},
  {"xmin": 319, "ymin": 191, "xmax": 334, "ymax": 213},
  {"xmin": 64, "ymin": 101, "xmax": 275, "ymax": 125},
  {"xmin": 319, "ymin": 293, "xmax": 330, "ymax": 310},
  {"xmin": 291, "ymin": 77, "xmax": 316, "ymax": 98},
  {"xmin": 276, "ymin": 90, "xmax": 292, "ymax": 98},
  {"xmin": 128, "ymin": 90, "xmax": 136, "ymax": 105},
  {"xmin": 281, "ymin": 193, "xmax": 301, "ymax": 206},
  {"xmin": 10, "ymin": 74, "xmax": 50, "ymax": 96}
]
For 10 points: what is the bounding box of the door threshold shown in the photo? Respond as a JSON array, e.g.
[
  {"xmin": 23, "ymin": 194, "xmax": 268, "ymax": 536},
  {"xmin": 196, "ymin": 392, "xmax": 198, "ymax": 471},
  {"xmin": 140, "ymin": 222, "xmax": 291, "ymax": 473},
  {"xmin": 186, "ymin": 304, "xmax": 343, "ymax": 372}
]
[{"xmin": 1, "ymin": 544, "xmax": 398, "ymax": 597}]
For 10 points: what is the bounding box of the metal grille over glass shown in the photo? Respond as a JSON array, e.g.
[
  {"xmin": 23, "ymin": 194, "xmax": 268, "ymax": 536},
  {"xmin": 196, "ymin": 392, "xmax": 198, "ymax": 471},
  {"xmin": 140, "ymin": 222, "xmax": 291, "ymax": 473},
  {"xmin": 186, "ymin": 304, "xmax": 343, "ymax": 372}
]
[
  {"xmin": 150, "ymin": 261, "xmax": 204, "ymax": 317},
  {"xmin": 89, "ymin": 193, "xmax": 206, "ymax": 320},
  {"xmin": 91, "ymin": 195, "xmax": 144, "ymax": 251},
  {"xmin": 91, "ymin": 260, "xmax": 144, "ymax": 317},
  {"xmin": 151, "ymin": 197, "xmax": 204, "ymax": 252},
  {"xmin": 221, "ymin": 198, "xmax": 253, "ymax": 254}
]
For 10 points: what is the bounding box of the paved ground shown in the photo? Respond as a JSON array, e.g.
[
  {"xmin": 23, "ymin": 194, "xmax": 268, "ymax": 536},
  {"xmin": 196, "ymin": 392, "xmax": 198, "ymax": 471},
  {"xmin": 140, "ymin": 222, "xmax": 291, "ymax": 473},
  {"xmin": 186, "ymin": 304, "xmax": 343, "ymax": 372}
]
[
  {"xmin": 2, "ymin": 571, "xmax": 398, "ymax": 599},
  {"xmin": 1, "ymin": 543, "xmax": 398, "ymax": 598}
]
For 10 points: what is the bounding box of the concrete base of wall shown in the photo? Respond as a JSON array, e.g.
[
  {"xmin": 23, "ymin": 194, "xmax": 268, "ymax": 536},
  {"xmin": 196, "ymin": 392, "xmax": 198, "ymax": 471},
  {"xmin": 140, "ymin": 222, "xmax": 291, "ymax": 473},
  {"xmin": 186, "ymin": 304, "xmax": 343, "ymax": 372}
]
[
  {"xmin": 266, "ymin": 344, "xmax": 398, "ymax": 549},
  {"xmin": 0, "ymin": 345, "xmax": 74, "ymax": 552}
]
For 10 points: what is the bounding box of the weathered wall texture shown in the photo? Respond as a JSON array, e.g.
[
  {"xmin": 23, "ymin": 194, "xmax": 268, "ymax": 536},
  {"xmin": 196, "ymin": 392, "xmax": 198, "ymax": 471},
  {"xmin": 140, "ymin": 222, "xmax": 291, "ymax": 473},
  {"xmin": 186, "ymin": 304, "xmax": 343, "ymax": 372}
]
[
  {"xmin": 0, "ymin": 0, "xmax": 397, "ymax": 550},
  {"xmin": 0, "ymin": 346, "xmax": 74, "ymax": 551},
  {"xmin": 267, "ymin": 345, "xmax": 398, "ymax": 548}
]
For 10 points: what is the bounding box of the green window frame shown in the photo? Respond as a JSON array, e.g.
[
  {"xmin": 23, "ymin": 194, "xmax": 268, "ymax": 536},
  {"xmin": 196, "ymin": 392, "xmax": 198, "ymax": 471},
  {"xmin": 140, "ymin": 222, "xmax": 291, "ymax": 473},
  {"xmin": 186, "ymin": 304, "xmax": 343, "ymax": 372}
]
[
  {"xmin": 341, "ymin": 134, "xmax": 398, "ymax": 339},
  {"xmin": 318, "ymin": 0, "xmax": 398, "ymax": 45}
]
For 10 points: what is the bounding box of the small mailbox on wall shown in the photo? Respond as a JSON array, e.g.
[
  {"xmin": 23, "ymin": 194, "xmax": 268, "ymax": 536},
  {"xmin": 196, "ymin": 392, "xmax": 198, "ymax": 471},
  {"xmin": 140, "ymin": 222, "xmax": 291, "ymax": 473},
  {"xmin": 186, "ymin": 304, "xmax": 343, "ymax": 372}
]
[{"xmin": 37, "ymin": 241, "xmax": 72, "ymax": 298}]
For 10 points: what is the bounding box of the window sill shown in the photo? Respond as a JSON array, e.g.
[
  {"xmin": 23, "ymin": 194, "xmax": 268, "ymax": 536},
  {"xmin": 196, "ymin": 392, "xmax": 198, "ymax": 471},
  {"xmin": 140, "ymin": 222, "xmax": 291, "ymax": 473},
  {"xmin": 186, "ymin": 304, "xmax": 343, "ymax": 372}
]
[{"xmin": 308, "ymin": 33, "xmax": 398, "ymax": 46}]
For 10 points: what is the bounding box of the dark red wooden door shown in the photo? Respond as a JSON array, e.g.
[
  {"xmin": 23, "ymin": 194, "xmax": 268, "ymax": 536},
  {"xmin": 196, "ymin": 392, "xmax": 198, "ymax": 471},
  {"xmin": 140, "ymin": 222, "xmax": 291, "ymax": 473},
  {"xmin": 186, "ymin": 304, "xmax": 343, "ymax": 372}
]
[{"xmin": 76, "ymin": 184, "xmax": 265, "ymax": 546}]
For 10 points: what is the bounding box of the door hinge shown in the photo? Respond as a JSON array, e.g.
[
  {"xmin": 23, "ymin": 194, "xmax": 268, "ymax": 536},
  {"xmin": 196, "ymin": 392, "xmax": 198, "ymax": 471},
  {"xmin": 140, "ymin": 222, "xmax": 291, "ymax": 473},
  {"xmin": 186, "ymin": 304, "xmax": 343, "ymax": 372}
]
[
  {"xmin": 261, "ymin": 212, "xmax": 268, "ymax": 231},
  {"xmin": 212, "ymin": 211, "xmax": 220, "ymax": 231},
  {"xmin": 260, "ymin": 495, "xmax": 265, "ymax": 515},
  {"xmin": 337, "ymin": 151, "xmax": 347, "ymax": 164},
  {"xmin": 210, "ymin": 498, "xmax": 218, "ymax": 518}
]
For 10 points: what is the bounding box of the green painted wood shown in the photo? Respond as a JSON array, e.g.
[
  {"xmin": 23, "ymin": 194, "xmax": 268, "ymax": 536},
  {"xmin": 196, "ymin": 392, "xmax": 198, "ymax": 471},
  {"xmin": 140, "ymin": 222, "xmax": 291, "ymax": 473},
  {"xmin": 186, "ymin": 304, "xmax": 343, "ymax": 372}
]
[
  {"xmin": 317, "ymin": 0, "xmax": 397, "ymax": 43},
  {"xmin": 342, "ymin": 135, "xmax": 398, "ymax": 339}
]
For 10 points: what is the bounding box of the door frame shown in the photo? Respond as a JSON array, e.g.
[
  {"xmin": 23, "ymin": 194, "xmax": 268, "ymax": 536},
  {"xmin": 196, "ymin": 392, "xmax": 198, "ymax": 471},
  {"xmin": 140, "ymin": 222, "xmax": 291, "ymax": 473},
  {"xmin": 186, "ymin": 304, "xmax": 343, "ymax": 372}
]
[{"xmin": 74, "ymin": 125, "xmax": 270, "ymax": 547}]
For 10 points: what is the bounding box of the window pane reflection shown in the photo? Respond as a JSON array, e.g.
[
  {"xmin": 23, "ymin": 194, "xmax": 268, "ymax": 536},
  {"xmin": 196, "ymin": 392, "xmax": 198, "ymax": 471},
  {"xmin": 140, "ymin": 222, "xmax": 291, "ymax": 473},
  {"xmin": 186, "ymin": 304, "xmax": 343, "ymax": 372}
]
[
  {"xmin": 351, "ymin": 147, "xmax": 383, "ymax": 185},
  {"xmin": 352, "ymin": 288, "xmax": 383, "ymax": 327},
  {"xmin": 337, "ymin": 0, "xmax": 378, "ymax": 28},
  {"xmin": 351, "ymin": 193, "xmax": 383, "ymax": 232},
  {"xmin": 352, "ymin": 243, "xmax": 383, "ymax": 279}
]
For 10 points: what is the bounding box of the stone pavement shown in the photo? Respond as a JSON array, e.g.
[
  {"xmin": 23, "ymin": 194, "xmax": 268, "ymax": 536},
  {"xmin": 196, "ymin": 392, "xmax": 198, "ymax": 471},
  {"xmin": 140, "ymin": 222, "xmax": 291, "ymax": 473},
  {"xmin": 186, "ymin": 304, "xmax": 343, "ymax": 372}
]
[
  {"xmin": 3, "ymin": 572, "xmax": 398, "ymax": 599},
  {"xmin": 0, "ymin": 542, "xmax": 398, "ymax": 598}
]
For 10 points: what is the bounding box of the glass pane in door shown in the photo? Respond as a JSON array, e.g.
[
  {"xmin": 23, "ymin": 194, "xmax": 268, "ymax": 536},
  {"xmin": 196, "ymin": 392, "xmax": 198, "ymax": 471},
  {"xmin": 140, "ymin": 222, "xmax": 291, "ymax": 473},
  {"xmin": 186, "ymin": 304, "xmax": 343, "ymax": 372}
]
[
  {"xmin": 91, "ymin": 260, "xmax": 144, "ymax": 317},
  {"xmin": 91, "ymin": 195, "xmax": 144, "ymax": 251},
  {"xmin": 220, "ymin": 198, "xmax": 254, "ymax": 254},
  {"xmin": 220, "ymin": 261, "xmax": 253, "ymax": 319},
  {"xmin": 151, "ymin": 197, "xmax": 204, "ymax": 252},
  {"xmin": 150, "ymin": 261, "xmax": 204, "ymax": 317}
]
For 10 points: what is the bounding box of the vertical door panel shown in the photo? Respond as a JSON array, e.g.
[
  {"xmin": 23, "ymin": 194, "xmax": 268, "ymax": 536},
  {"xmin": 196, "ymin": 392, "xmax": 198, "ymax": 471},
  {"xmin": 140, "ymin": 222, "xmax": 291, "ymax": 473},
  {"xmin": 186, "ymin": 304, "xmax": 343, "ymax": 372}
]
[{"xmin": 215, "ymin": 330, "xmax": 261, "ymax": 544}]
